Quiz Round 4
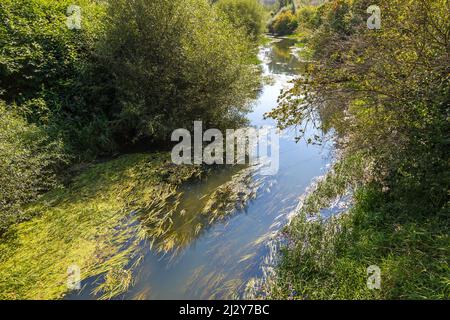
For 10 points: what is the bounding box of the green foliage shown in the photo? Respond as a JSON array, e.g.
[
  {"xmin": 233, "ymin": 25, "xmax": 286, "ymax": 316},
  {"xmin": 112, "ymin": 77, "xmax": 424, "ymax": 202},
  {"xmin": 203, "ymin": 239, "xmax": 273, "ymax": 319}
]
[
  {"xmin": 216, "ymin": 0, "xmax": 267, "ymax": 41},
  {"xmin": 0, "ymin": 0, "xmax": 114, "ymax": 157},
  {"xmin": 273, "ymin": 0, "xmax": 294, "ymax": 13},
  {"xmin": 0, "ymin": 101, "xmax": 64, "ymax": 233},
  {"xmin": 271, "ymin": 182, "xmax": 449, "ymax": 299},
  {"xmin": 268, "ymin": 9, "xmax": 299, "ymax": 35},
  {"xmin": 0, "ymin": 0, "xmax": 262, "ymax": 234},
  {"xmin": 296, "ymin": 5, "xmax": 321, "ymax": 30},
  {"xmin": 0, "ymin": 153, "xmax": 205, "ymax": 299},
  {"xmin": 0, "ymin": 150, "xmax": 266, "ymax": 299},
  {"xmin": 269, "ymin": 0, "xmax": 449, "ymax": 207},
  {"xmin": 0, "ymin": 0, "xmax": 263, "ymax": 160},
  {"xmin": 101, "ymin": 0, "xmax": 260, "ymax": 145}
]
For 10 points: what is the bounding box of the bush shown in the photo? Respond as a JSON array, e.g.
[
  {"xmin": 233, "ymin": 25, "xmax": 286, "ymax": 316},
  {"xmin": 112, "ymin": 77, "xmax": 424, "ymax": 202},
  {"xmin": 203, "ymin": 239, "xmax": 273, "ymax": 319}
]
[
  {"xmin": 266, "ymin": 0, "xmax": 450, "ymax": 299},
  {"xmin": 216, "ymin": 0, "xmax": 267, "ymax": 41},
  {"xmin": 268, "ymin": 9, "xmax": 298, "ymax": 35},
  {"xmin": 101, "ymin": 0, "xmax": 260, "ymax": 145},
  {"xmin": 0, "ymin": 102, "xmax": 64, "ymax": 233},
  {"xmin": 0, "ymin": 0, "xmax": 114, "ymax": 159}
]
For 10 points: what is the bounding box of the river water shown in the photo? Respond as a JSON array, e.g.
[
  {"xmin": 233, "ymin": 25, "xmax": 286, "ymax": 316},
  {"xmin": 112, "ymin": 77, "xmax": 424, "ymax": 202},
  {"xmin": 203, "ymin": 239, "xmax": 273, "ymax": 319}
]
[{"xmin": 69, "ymin": 37, "xmax": 332, "ymax": 300}]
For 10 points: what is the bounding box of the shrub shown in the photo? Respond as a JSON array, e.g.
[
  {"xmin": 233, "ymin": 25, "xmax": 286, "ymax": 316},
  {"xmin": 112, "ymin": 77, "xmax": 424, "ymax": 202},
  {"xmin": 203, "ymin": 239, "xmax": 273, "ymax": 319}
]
[
  {"xmin": 296, "ymin": 5, "xmax": 321, "ymax": 30},
  {"xmin": 0, "ymin": 0, "xmax": 114, "ymax": 158},
  {"xmin": 101, "ymin": 0, "xmax": 260, "ymax": 145},
  {"xmin": 0, "ymin": 102, "xmax": 64, "ymax": 233}
]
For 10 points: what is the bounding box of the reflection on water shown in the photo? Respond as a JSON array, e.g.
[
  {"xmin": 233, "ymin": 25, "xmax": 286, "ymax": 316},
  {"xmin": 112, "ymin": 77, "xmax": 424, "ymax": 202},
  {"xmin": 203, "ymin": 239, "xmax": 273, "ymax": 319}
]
[
  {"xmin": 68, "ymin": 37, "xmax": 331, "ymax": 300},
  {"xmin": 263, "ymin": 38, "xmax": 307, "ymax": 75}
]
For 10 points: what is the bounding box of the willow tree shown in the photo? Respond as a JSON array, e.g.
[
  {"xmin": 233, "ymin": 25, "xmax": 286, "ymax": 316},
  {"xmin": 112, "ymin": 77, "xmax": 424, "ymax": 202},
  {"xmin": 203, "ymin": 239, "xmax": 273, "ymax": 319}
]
[{"xmin": 102, "ymin": 0, "xmax": 260, "ymax": 145}]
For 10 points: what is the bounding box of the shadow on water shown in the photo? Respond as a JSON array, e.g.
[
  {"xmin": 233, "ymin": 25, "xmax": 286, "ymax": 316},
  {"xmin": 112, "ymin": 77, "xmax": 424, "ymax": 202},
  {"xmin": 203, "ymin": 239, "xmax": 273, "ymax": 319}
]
[{"xmin": 67, "ymin": 37, "xmax": 332, "ymax": 300}]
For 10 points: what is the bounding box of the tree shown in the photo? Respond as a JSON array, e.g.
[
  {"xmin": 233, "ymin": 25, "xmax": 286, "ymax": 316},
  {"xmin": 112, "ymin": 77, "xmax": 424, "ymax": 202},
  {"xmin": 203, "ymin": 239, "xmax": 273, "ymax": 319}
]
[
  {"xmin": 268, "ymin": 0, "xmax": 449, "ymax": 211},
  {"xmin": 0, "ymin": 0, "xmax": 114, "ymax": 158}
]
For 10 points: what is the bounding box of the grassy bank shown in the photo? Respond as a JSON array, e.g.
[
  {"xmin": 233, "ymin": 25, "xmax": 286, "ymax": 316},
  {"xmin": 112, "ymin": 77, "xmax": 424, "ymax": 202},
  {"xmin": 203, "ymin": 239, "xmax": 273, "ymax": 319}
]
[
  {"xmin": 270, "ymin": 174, "xmax": 449, "ymax": 299},
  {"xmin": 0, "ymin": 153, "xmax": 204, "ymax": 299}
]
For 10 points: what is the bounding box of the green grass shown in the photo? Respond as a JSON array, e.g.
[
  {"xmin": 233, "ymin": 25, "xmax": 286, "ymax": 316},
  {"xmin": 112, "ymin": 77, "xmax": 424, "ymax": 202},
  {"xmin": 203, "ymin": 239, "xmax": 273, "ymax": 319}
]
[
  {"xmin": 268, "ymin": 159, "xmax": 450, "ymax": 300},
  {"xmin": 285, "ymin": 29, "xmax": 314, "ymax": 60},
  {"xmin": 0, "ymin": 153, "xmax": 204, "ymax": 299}
]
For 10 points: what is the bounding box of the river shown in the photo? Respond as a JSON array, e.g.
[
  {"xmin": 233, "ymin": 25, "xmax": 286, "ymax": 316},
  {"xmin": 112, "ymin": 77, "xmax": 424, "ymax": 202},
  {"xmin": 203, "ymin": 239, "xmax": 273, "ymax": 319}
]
[{"xmin": 68, "ymin": 37, "xmax": 332, "ymax": 300}]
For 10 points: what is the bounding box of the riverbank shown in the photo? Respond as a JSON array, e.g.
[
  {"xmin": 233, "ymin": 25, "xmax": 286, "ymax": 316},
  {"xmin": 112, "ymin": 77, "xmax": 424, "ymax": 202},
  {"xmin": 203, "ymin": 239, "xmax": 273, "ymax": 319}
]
[
  {"xmin": 0, "ymin": 36, "xmax": 329, "ymax": 301},
  {"xmin": 0, "ymin": 153, "xmax": 205, "ymax": 299},
  {"xmin": 267, "ymin": 154, "xmax": 449, "ymax": 299}
]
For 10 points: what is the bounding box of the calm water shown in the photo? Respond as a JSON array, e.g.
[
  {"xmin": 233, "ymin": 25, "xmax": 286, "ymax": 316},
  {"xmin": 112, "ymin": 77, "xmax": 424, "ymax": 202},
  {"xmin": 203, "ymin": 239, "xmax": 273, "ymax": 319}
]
[{"xmin": 68, "ymin": 37, "xmax": 332, "ymax": 300}]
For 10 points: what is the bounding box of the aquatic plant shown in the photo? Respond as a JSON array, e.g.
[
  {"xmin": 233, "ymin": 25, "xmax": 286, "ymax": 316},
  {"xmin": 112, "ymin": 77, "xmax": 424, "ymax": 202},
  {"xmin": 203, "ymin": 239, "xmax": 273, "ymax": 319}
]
[{"xmin": 0, "ymin": 153, "xmax": 204, "ymax": 299}]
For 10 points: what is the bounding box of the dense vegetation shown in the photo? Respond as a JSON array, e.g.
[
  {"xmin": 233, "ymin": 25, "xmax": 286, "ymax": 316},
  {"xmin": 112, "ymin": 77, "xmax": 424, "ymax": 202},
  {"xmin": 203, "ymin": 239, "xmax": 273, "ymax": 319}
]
[
  {"xmin": 0, "ymin": 0, "xmax": 261, "ymax": 233},
  {"xmin": 0, "ymin": 0, "xmax": 267, "ymax": 299},
  {"xmin": 267, "ymin": 1, "xmax": 325, "ymax": 36},
  {"xmin": 0, "ymin": 0, "xmax": 447, "ymax": 300},
  {"xmin": 0, "ymin": 153, "xmax": 206, "ymax": 299},
  {"xmin": 267, "ymin": 0, "xmax": 449, "ymax": 299},
  {"xmin": 0, "ymin": 102, "xmax": 64, "ymax": 232},
  {"xmin": 0, "ymin": 0, "xmax": 108, "ymax": 158},
  {"xmin": 102, "ymin": 0, "xmax": 260, "ymax": 145}
]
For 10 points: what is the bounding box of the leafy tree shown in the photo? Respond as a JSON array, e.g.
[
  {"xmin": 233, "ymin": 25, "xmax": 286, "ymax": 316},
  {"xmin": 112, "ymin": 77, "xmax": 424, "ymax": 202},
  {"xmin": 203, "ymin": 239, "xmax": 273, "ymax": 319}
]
[
  {"xmin": 268, "ymin": 0, "xmax": 449, "ymax": 214},
  {"xmin": 267, "ymin": 0, "xmax": 450, "ymax": 299},
  {"xmin": 0, "ymin": 0, "xmax": 115, "ymax": 158},
  {"xmin": 0, "ymin": 101, "xmax": 63, "ymax": 233},
  {"xmin": 296, "ymin": 5, "xmax": 321, "ymax": 30},
  {"xmin": 216, "ymin": 0, "xmax": 267, "ymax": 41}
]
